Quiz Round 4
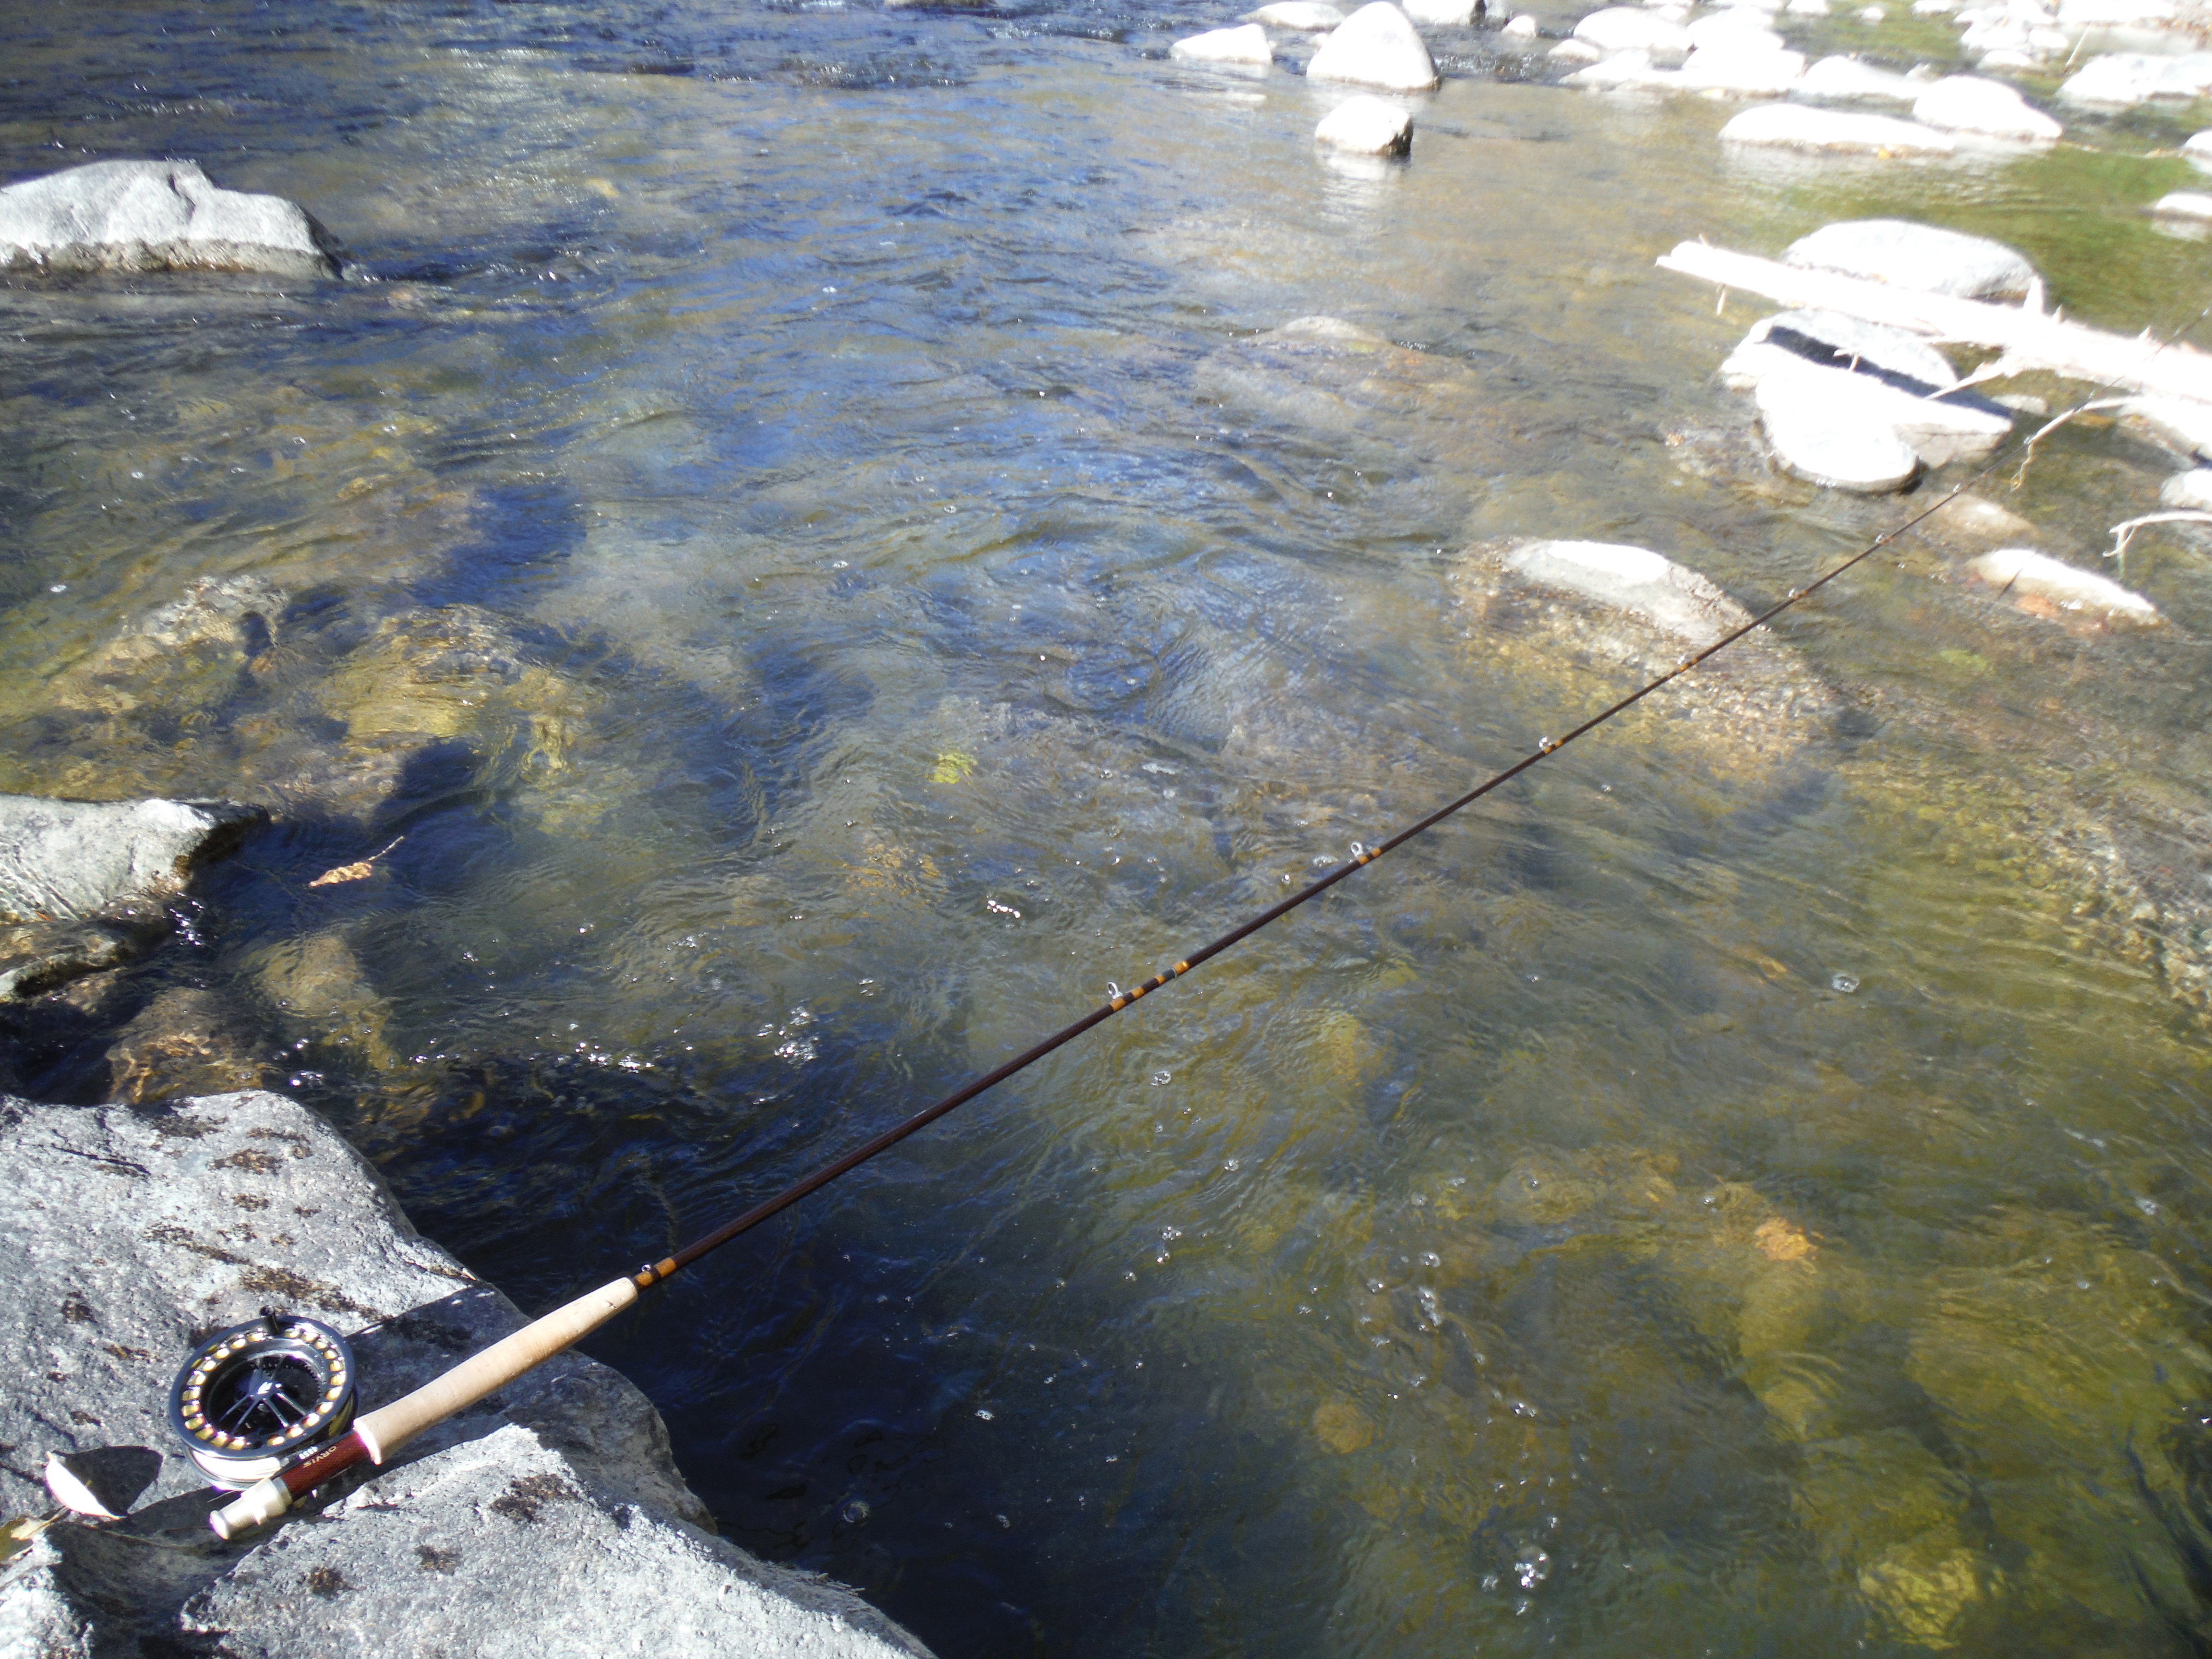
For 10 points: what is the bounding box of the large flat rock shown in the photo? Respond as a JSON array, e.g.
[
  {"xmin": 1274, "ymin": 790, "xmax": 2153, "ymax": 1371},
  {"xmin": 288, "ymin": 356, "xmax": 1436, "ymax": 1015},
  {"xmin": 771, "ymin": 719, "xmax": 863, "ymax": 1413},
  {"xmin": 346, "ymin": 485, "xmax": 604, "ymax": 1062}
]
[
  {"xmin": 0, "ymin": 161, "xmax": 339, "ymax": 279},
  {"xmin": 0, "ymin": 1090, "xmax": 931, "ymax": 1659},
  {"xmin": 0, "ymin": 796, "xmax": 266, "ymax": 1001}
]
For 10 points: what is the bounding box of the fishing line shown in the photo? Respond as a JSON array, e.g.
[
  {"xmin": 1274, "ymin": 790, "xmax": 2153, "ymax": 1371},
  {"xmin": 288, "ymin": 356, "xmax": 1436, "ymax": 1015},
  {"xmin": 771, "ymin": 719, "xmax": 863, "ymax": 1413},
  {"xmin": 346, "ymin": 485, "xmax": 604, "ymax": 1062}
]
[{"xmin": 194, "ymin": 297, "xmax": 2208, "ymax": 1539}]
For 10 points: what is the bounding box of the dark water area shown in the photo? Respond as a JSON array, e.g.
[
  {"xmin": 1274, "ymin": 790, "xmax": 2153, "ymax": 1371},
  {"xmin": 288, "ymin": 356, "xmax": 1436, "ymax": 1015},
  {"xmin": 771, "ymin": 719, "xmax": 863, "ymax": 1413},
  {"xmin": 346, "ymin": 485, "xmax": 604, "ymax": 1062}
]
[{"xmin": 10, "ymin": 0, "xmax": 2212, "ymax": 1653}]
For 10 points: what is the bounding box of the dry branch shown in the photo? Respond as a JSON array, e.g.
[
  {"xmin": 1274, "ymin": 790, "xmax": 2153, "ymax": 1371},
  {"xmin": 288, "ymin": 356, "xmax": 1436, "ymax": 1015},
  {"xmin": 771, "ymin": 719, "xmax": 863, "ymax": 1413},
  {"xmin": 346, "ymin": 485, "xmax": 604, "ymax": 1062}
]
[{"xmin": 1658, "ymin": 240, "xmax": 2212, "ymax": 407}]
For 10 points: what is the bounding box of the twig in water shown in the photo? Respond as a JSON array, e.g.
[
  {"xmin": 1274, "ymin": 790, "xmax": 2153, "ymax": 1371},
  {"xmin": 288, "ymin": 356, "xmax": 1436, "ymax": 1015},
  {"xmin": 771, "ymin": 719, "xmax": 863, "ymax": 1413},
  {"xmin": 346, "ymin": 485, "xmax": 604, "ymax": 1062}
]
[
  {"xmin": 2012, "ymin": 398, "xmax": 2132, "ymax": 488},
  {"xmin": 2107, "ymin": 510, "xmax": 2212, "ymax": 576}
]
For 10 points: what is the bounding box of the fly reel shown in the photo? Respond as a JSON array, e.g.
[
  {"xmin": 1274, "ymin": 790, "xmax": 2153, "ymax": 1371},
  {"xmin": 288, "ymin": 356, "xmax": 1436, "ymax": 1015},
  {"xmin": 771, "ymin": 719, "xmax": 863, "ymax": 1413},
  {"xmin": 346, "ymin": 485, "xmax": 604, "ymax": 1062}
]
[{"xmin": 167, "ymin": 1314, "xmax": 356, "ymax": 1490}]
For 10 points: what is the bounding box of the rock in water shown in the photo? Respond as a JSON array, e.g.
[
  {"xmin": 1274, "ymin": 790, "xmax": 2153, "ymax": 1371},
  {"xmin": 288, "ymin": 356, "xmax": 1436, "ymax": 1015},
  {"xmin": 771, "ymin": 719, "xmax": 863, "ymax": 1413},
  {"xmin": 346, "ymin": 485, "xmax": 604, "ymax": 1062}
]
[
  {"xmin": 1720, "ymin": 308, "xmax": 1960, "ymax": 393},
  {"xmin": 1677, "ymin": 44, "xmax": 1807, "ymax": 95},
  {"xmin": 1755, "ymin": 370, "xmax": 1923, "ymax": 492},
  {"xmin": 1781, "ymin": 218, "xmax": 2038, "ymax": 300},
  {"xmin": 2153, "ymin": 191, "xmax": 2212, "ymax": 219},
  {"xmin": 1307, "ymin": 2, "xmax": 1443, "ymax": 88},
  {"xmin": 2060, "ymin": 52, "xmax": 2212, "ymax": 106},
  {"xmin": 1910, "ymin": 75, "xmax": 2063, "ymax": 138},
  {"xmin": 1315, "ymin": 94, "xmax": 1416, "ymax": 153},
  {"xmin": 0, "ymin": 160, "xmax": 338, "ymax": 278},
  {"xmin": 0, "ymin": 1090, "xmax": 933, "ymax": 1659},
  {"xmin": 1718, "ymin": 105, "xmax": 1956, "ymax": 152},
  {"xmin": 2160, "ymin": 468, "xmax": 2212, "ymax": 509},
  {"xmin": 2186, "ymin": 129, "xmax": 2212, "ymax": 169},
  {"xmin": 1496, "ymin": 541, "xmax": 1754, "ymax": 647},
  {"xmin": 1794, "ymin": 54, "xmax": 1920, "ymax": 100},
  {"xmin": 1172, "ymin": 23, "xmax": 1275, "ymax": 61},
  {"xmin": 1686, "ymin": 11, "xmax": 1785, "ymax": 49},
  {"xmin": 1244, "ymin": 0, "xmax": 1346, "ymax": 25},
  {"xmin": 1966, "ymin": 549, "xmax": 2159, "ymax": 621},
  {"xmin": 1404, "ymin": 0, "xmax": 1478, "ymax": 21},
  {"xmin": 0, "ymin": 796, "xmax": 265, "ymax": 1000},
  {"xmin": 1756, "ymin": 356, "xmax": 2009, "ymax": 467},
  {"xmin": 1572, "ymin": 5, "xmax": 1693, "ymax": 56},
  {"xmin": 1502, "ymin": 12, "xmax": 1540, "ymax": 36}
]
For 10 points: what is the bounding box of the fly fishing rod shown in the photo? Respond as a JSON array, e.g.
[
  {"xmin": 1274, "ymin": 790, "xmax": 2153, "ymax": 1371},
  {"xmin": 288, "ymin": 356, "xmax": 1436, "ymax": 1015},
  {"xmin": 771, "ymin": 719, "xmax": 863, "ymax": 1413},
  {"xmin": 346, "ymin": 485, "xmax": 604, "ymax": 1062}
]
[{"xmin": 200, "ymin": 300, "xmax": 2205, "ymax": 1541}]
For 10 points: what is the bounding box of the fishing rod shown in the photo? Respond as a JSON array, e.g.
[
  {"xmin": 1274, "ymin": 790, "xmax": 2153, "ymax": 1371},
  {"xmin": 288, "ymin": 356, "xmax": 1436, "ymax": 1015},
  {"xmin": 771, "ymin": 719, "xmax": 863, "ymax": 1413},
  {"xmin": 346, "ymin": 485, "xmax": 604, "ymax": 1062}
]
[{"xmin": 194, "ymin": 297, "xmax": 2205, "ymax": 1542}]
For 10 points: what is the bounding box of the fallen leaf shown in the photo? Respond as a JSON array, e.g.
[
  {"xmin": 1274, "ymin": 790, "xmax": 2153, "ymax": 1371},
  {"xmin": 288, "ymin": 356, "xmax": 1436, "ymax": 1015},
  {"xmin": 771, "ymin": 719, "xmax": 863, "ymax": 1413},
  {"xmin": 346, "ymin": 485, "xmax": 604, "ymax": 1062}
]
[
  {"xmin": 1312, "ymin": 1398, "xmax": 1373, "ymax": 1455},
  {"xmin": 308, "ymin": 861, "xmax": 374, "ymax": 888},
  {"xmin": 1754, "ymin": 1217, "xmax": 1815, "ymax": 1263}
]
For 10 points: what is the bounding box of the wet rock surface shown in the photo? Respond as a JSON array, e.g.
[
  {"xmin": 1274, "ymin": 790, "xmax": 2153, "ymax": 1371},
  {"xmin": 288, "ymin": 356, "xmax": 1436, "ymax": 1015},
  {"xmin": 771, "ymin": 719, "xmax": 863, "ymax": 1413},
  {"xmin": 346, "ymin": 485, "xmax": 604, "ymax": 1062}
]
[
  {"xmin": 0, "ymin": 161, "xmax": 338, "ymax": 279},
  {"xmin": 0, "ymin": 796, "xmax": 265, "ymax": 1002},
  {"xmin": 0, "ymin": 1089, "xmax": 931, "ymax": 1659},
  {"xmin": 1305, "ymin": 1, "xmax": 1442, "ymax": 89},
  {"xmin": 1782, "ymin": 218, "xmax": 2040, "ymax": 300}
]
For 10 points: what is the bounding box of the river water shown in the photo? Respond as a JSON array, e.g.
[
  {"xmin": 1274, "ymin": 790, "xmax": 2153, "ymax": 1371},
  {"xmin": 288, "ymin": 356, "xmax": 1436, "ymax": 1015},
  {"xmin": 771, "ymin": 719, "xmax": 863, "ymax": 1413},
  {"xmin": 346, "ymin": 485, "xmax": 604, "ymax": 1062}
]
[{"xmin": 7, "ymin": 0, "xmax": 2212, "ymax": 1652}]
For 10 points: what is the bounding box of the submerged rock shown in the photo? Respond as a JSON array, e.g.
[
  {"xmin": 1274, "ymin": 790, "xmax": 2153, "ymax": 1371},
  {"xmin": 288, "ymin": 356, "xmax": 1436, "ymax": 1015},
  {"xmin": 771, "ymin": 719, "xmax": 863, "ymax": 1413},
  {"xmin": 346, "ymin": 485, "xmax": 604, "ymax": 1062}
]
[
  {"xmin": 0, "ymin": 160, "xmax": 338, "ymax": 279},
  {"xmin": 1782, "ymin": 217, "xmax": 2038, "ymax": 301},
  {"xmin": 0, "ymin": 796, "xmax": 264, "ymax": 1001},
  {"xmin": 1244, "ymin": 0, "xmax": 1346, "ymax": 25},
  {"xmin": 1307, "ymin": 2, "xmax": 1443, "ymax": 88},
  {"xmin": 1171, "ymin": 23, "xmax": 1275, "ymax": 62},
  {"xmin": 2159, "ymin": 467, "xmax": 2212, "ymax": 508},
  {"xmin": 1315, "ymin": 94, "xmax": 1416, "ymax": 153},
  {"xmin": 0, "ymin": 1090, "xmax": 930, "ymax": 1659},
  {"xmin": 1493, "ymin": 540, "xmax": 1753, "ymax": 649},
  {"xmin": 1719, "ymin": 104, "xmax": 1956, "ymax": 152},
  {"xmin": 1964, "ymin": 548, "xmax": 2159, "ymax": 621},
  {"xmin": 1911, "ymin": 73, "xmax": 2064, "ymax": 137}
]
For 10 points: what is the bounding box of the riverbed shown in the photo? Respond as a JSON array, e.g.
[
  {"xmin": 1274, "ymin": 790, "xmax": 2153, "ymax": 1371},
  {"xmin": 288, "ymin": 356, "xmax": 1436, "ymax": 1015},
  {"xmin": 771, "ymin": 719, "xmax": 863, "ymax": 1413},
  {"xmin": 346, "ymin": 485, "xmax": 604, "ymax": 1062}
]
[{"xmin": 5, "ymin": 0, "xmax": 2212, "ymax": 1652}]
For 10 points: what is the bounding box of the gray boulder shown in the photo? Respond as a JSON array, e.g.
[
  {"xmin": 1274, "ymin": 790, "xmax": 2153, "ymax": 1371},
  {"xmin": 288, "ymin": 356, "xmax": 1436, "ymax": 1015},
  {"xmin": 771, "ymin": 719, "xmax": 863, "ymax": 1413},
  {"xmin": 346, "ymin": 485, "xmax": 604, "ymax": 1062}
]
[
  {"xmin": 0, "ymin": 161, "xmax": 339, "ymax": 278},
  {"xmin": 1783, "ymin": 219, "xmax": 2038, "ymax": 301},
  {"xmin": 1755, "ymin": 368, "xmax": 1924, "ymax": 493},
  {"xmin": 0, "ymin": 796, "xmax": 265, "ymax": 1001},
  {"xmin": 1721, "ymin": 307, "xmax": 1960, "ymax": 393},
  {"xmin": 0, "ymin": 1089, "xmax": 931, "ymax": 1659},
  {"xmin": 1496, "ymin": 540, "xmax": 1753, "ymax": 648}
]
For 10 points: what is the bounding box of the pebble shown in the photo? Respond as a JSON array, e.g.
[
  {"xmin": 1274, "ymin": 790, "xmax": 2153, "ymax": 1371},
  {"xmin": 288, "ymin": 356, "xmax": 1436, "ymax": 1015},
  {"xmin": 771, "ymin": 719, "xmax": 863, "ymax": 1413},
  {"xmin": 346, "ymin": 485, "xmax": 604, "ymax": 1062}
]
[
  {"xmin": 1782, "ymin": 218, "xmax": 2038, "ymax": 301},
  {"xmin": 1243, "ymin": 0, "xmax": 1346, "ymax": 26},
  {"xmin": 2152, "ymin": 191, "xmax": 2212, "ymax": 218},
  {"xmin": 1755, "ymin": 369, "xmax": 1923, "ymax": 492},
  {"xmin": 1307, "ymin": 1, "xmax": 1443, "ymax": 89},
  {"xmin": 1573, "ymin": 5, "xmax": 1694, "ymax": 56},
  {"xmin": 1503, "ymin": 12, "xmax": 1541, "ymax": 35},
  {"xmin": 1315, "ymin": 93, "xmax": 1415, "ymax": 153},
  {"xmin": 1795, "ymin": 54, "xmax": 1920, "ymax": 99},
  {"xmin": 2159, "ymin": 468, "xmax": 2212, "ymax": 509},
  {"xmin": 1171, "ymin": 23, "xmax": 1275, "ymax": 62},
  {"xmin": 1966, "ymin": 548, "xmax": 2160, "ymax": 620},
  {"xmin": 2185, "ymin": 129, "xmax": 2212, "ymax": 169},
  {"xmin": 1719, "ymin": 104, "xmax": 1956, "ymax": 150}
]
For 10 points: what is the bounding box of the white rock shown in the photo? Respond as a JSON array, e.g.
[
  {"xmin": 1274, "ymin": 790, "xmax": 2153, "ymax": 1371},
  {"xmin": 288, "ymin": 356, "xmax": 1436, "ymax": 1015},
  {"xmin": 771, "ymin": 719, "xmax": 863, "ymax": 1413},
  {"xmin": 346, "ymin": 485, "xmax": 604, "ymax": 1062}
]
[
  {"xmin": 1172, "ymin": 23, "xmax": 1276, "ymax": 61},
  {"xmin": 1308, "ymin": 2, "xmax": 1443, "ymax": 87},
  {"xmin": 1678, "ymin": 44, "xmax": 1807, "ymax": 92},
  {"xmin": 1719, "ymin": 103, "xmax": 1956, "ymax": 149},
  {"xmin": 1550, "ymin": 35, "xmax": 1607, "ymax": 58},
  {"xmin": 1859, "ymin": 5, "xmax": 1886, "ymax": 18},
  {"xmin": 1565, "ymin": 48, "xmax": 1677, "ymax": 84},
  {"xmin": 1757, "ymin": 355, "xmax": 2010, "ymax": 467},
  {"xmin": 2057, "ymin": 0, "xmax": 2175, "ymax": 22},
  {"xmin": 1503, "ymin": 12, "xmax": 1541, "ymax": 35},
  {"xmin": 1498, "ymin": 541, "xmax": 1754, "ymax": 647},
  {"xmin": 2184, "ymin": 129, "xmax": 2212, "ymax": 168},
  {"xmin": 1978, "ymin": 47, "xmax": 2039, "ymax": 68},
  {"xmin": 2153, "ymin": 190, "xmax": 2212, "ymax": 217},
  {"xmin": 1796, "ymin": 54, "xmax": 1920, "ymax": 98},
  {"xmin": 1783, "ymin": 218, "xmax": 2038, "ymax": 300},
  {"xmin": 2126, "ymin": 396, "xmax": 2212, "ymax": 456},
  {"xmin": 1574, "ymin": 5, "xmax": 1694, "ymax": 54},
  {"xmin": 1967, "ymin": 548, "xmax": 2159, "ymax": 619},
  {"xmin": 1787, "ymin": 0, "xmax": 1831, "ymax": 15},
  {"xmin": 2160, "ymin": 468, "xmax": 2212, "ymax": 508},
  {"xmin": 2028, "ymin": 25, "xmax": 2070, "ymax": 48},
  {"xmin": 1687, "ymin": 10, "xmax": 1786, "ymax": 47},
  {"xmin": 1720, "ymin": 307, "xmax": 1960, "ymax": 390},
  {"xmin": 1404, "ymin": 0, "xmax": 1479, "ymax": 23},
  {"xmin": 1911, "ymin": 74, "xmax": 2064, "ymax": 136},
  {"xmin": 1960, "ymin": 14, "xmax": 2033, "ymax": 50},
  {"xmin": 1755, "ymin": 371, "xmax": 1923, "ymax": 491},
  {"xmin": 2060, "ymin": 51, "xmax": 2212, "ymax": 104},
  {"xmin": 0, "ymin": 160, "xmax": 337, "ymax": 278},
  {"xmin": 1245, "ymin": 0, "xmax": 1347, "ymax": 26},
  {"xmin": 1315, "ymin": 93, "xmax": 1416, "ymax": 151},
  {"xmin": 1912, "ymin": 0, "xmax": 1960, "ymax": 12}
]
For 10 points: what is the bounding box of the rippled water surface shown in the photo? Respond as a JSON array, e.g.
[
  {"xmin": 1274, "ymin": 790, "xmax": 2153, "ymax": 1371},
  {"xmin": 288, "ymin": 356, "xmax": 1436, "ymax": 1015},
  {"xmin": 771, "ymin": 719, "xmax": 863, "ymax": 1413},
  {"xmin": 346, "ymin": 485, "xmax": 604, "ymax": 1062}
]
[{"xmin": 10, "ymin": 0, "xmax": 2212, "ymax": 1652}]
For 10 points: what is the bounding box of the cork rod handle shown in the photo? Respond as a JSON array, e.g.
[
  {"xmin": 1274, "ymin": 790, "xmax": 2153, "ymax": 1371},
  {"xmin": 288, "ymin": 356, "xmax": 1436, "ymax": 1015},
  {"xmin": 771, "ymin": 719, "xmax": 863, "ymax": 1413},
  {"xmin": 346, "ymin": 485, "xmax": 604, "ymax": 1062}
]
[{"xmin": 355, "ymin": 1275, "xmax": 640, "ymax": 1463}]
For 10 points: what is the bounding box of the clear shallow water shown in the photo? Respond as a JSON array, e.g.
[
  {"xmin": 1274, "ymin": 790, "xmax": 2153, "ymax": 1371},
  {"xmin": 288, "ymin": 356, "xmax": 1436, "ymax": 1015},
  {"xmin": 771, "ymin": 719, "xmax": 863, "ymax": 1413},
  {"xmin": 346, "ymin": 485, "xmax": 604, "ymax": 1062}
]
[{"xmin": 8, "ymin": 2, "xmax": 2212, "ymax": 1653}]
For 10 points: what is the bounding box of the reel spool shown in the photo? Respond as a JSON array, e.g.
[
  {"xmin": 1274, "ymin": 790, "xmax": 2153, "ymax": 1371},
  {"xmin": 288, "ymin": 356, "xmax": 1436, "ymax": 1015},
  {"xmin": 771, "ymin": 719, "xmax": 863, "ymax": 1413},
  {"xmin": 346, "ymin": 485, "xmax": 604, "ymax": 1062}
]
[{"xmin": 167, "ymin": 1314, "xmax": 356, "ymax": 1490}]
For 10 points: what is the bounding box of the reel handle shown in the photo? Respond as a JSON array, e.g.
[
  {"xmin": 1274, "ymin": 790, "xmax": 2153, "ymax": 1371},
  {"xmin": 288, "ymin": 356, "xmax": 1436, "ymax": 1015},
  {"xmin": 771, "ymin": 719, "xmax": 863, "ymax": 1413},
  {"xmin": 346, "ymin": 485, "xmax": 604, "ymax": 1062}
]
[{"xmin": 209, "ymin": 1275, "xmax": 642, "ymax": 1539}]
